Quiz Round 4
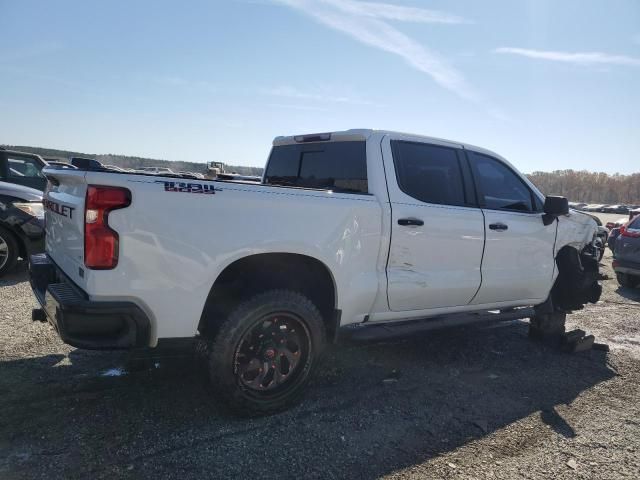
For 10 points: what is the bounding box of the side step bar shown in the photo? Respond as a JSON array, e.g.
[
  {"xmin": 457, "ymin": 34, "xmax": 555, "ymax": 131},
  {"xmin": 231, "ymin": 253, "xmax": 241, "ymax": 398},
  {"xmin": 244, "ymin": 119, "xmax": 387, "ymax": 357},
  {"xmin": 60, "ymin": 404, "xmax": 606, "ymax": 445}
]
[{"xmin": 339, "ymin": 307, "xmax": 535, "ymax": 343}]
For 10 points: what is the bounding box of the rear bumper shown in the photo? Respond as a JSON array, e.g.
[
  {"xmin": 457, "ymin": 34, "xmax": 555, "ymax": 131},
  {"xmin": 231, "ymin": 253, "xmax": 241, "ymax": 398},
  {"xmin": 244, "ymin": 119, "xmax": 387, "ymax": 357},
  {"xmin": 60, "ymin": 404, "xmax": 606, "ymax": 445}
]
[
  {"xmin": 613, "ymin": 258, "xmax": 640, "ymax": 276},
  {"xmin": 29, "ymin": 253, "xmax": 151, "ymax": 350}
]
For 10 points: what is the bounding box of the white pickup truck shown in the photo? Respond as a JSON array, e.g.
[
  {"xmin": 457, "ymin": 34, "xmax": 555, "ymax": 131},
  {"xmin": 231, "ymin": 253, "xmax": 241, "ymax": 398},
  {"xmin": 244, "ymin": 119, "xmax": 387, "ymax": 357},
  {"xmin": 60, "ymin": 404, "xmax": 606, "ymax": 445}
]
[{"xmin": 30, "ymin": 129, "xmax": 601, "ymax": 415}]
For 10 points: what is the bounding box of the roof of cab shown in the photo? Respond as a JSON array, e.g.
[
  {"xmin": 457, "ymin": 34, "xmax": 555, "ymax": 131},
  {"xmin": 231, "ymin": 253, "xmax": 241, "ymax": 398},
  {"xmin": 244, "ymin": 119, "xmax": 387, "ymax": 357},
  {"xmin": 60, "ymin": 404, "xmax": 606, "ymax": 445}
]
[{"xmin": 272, "ymin": 129, "xmax": 504, "ymax": 159}]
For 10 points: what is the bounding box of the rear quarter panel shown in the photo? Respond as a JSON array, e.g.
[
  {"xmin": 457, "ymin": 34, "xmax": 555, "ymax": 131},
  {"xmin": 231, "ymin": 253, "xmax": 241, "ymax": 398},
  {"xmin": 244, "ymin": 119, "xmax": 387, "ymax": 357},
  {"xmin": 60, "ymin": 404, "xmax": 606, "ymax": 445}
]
[{"xmin": 82, "ymin": 172, "xmax": 384, "ymax": 343}]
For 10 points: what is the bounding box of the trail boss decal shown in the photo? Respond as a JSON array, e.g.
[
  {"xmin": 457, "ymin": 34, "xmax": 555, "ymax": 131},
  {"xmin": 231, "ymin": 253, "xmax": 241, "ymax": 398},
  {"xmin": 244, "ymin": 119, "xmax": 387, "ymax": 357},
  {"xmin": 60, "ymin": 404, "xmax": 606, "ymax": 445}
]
[
  {"xmin": 156, "ymin": 181, "xmax": 216, "ymax": 194},
  {"xmin": 43, "ymin": 199, "xmax": 75, "ymax": 219}
]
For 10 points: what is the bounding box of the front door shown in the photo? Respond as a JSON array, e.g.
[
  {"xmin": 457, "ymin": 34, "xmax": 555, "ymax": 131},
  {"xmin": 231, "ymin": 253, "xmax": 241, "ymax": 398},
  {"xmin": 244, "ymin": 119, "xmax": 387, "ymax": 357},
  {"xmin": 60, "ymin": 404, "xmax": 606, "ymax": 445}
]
[
  {"xmin": 467, "ymin": 151, "xmax": 557, "ymax": 304},
  {"xmin": 384, "ymin": 136, "xmax": 485, "ymax": 311}
]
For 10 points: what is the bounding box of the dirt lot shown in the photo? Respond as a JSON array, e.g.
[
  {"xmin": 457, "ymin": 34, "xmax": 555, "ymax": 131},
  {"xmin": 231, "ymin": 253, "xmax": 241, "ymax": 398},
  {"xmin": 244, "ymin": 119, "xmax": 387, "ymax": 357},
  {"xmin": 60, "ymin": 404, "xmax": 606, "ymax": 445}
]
[{"xmin": 1, "ymin": 250, "xmax": 640, "ymax": 479}]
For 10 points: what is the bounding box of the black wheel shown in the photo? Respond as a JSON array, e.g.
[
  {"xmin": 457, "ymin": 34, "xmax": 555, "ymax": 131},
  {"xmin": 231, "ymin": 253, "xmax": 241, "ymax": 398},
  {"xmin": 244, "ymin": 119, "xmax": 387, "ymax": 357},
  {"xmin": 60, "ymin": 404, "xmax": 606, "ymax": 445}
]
[
  {"xmin": 0, "ymin": 226, "xmax": 19, "ymax": 277},
  {"xmin": 616, "ymin": 272, "xmax": 640, "ymax": 289},
  {"xmin": 529, "ymin": 311, "xmax": 566, "ymax": 341},
  {"xmin": 205, "ymin": 290, "xmax": 326, "ymax": 416}
]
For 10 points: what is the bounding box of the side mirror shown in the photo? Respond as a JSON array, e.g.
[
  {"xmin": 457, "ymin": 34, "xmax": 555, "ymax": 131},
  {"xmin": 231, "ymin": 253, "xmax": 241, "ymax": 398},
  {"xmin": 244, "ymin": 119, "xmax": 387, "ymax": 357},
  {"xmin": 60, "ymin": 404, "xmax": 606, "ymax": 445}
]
[
  {"xmin": 544, "ymin": 196, "xmax": 569, "ymax": 216},
  {"xmin": 542, "ymin": 196, "xmax": 569, "ymax": 225}
]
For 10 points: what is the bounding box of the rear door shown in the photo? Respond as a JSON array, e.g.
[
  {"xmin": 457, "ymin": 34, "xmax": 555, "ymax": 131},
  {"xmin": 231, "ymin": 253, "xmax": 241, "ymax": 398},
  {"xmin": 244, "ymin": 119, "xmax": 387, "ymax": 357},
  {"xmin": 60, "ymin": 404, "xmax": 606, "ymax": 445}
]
[
  {"xmin": 467, "ymin": 150, "xmax": 556, "ymax": 305},
  {"xmin": 383, "ymin": 136, "xmax": 485, "ymax": 311}
]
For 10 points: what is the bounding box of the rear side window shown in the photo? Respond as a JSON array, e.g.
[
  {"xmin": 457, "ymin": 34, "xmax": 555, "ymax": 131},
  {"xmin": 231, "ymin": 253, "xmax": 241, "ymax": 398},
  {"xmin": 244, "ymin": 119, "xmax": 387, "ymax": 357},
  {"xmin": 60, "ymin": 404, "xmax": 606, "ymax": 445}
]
[
  {"xmin": 264, "ymin": 141, "xmax": 368, "ymax": 194},
  {"xmin": 468, "ymin": 152, "xmax": 536, "ymax": 212},
  {"xmin": 7, "ymin": 155, "xmax": 44, "ymax": 179},
  {"xmin": 391, "ymin": 141, "xmax": 467, "ymax": 206},
  {"xmin": 629, "ymin": 215, "xmax": 640, "ymax": 229}
]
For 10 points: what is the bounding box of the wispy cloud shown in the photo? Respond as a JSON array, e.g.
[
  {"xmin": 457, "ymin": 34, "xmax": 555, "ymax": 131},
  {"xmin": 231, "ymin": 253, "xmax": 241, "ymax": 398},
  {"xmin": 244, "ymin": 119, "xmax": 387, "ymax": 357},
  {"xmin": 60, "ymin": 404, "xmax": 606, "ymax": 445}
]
[
  {"xmin": 267, "ymin": 103, "xmax": 331, "ymax": 112},
  {"xmin": 262, "ymin": 85, "xmax": 377, "ymax": 106},
  {"xmin": 320, "ymin": 0, "xmax": 470, "ymax": 25},
  {"xmin": 495, "ymin": 47, "xmax": 640, "ymax": 67},
  {"xmin": 272, "ymin": 0, "xmax": 478, "ymax": 101},
  {"xmin": 149, "ymin": 75, "xmax": 219, "ymax": 92}
]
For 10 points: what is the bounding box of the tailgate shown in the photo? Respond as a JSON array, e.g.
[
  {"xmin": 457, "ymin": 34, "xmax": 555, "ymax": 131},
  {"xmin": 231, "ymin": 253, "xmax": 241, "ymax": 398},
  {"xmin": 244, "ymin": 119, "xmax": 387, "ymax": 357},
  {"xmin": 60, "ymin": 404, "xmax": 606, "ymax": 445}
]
[{"xmin": 43, "ymin": 168, "xmax": 87, "ymax": 287}]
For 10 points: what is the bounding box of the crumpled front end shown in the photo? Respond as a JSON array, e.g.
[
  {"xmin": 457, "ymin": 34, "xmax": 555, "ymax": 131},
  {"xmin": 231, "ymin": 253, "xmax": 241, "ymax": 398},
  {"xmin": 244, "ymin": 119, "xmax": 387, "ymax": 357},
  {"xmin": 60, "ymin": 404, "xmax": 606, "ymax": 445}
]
[{"xmin": 552, "ymin": 211, "xmax": 602, "ymax": 311}]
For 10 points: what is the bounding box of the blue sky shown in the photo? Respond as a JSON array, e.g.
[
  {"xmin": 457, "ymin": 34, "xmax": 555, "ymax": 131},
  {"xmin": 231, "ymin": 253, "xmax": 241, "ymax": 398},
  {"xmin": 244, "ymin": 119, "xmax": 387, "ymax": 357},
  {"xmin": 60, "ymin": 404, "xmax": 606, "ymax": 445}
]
[{"xmin": 0, "ymin": 0, "xmax": 638, "ymax": 173}]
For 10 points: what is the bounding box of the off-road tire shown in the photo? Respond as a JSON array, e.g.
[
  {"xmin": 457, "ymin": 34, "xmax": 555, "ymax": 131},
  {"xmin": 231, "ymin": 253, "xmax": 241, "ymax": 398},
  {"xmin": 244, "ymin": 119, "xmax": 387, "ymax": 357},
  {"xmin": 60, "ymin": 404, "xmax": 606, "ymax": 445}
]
[
  {"xmin": 0, "ymin": 226, "xmax": 19, "ymax": 277},
  {"xmin": 529, "ymin": 312, "xmax": 567, "ymax": 341},
  {"xmin": 205, "ymin": 289, "xmax": 326, "ymax": 417},
  {"xmin": 616, "ymin": 272, "xmax": 640, "ymax": 289}
]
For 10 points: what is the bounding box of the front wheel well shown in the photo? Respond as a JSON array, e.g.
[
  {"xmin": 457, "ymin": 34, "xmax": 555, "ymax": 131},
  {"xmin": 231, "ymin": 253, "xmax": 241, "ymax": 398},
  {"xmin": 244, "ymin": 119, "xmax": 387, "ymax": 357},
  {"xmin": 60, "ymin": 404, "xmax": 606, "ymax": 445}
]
[{"xmin": 198, "ymin": 253, "xmax": 338, "ymax": 341}]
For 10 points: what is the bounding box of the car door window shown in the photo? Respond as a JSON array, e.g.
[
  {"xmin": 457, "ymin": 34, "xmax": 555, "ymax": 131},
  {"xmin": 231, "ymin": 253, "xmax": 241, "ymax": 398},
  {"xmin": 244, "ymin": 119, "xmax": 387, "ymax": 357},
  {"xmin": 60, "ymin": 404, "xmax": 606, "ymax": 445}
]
[
  {"xmin": 391, "ymin": 141, "xmax": 467, "ymax": 206},
  {"xmin": 7, "ymin": 156, "xmax": 44, "ymax": 180},
  {"xmin": 468, "ymin": 152, "xmax": 535, "ymax": 212},
  {"xmin": 265, "ymin": 141, "xmax": 368, "ymax": 194}
]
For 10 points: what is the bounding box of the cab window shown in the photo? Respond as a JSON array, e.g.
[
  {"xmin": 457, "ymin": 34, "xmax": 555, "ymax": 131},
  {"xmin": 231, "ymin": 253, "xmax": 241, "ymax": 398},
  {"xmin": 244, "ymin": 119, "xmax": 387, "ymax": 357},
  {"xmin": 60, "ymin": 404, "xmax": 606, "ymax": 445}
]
[
  {"xmin": 468, "ymin": 152, "xmax": 536, "ymax": 212},
  {"xmin": 391, "ymin": 140, "xmax": 468, "ymax": 206},
  {"xmin": 7, "ymin": 156, "xmax": 44, "ymax": 179},
  {"xmin": 265, "ymin": 141, "xmax": 368, "ymax": 194}
]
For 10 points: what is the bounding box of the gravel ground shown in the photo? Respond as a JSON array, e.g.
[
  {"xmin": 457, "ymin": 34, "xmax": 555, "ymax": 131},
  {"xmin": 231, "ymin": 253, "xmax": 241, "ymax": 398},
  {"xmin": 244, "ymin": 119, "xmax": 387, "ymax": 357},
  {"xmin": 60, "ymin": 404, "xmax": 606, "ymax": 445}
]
[{"xmin": 1, "ymin": 250, "xmax": 639, "ymax": 479}]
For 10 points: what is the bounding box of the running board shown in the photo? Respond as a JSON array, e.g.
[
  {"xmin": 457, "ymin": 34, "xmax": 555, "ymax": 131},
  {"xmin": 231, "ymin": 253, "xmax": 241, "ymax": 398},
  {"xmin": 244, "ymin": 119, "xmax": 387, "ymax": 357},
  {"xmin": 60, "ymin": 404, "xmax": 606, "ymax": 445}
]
[{"xmin": 339, "ymin": 307, "xmax": 535, "ymax": 343}]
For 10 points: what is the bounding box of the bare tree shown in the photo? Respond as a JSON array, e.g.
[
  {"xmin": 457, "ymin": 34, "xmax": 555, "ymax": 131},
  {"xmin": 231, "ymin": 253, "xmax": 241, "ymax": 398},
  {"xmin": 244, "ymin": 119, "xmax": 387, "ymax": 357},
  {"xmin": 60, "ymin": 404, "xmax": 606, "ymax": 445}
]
[{"xmin": 528, "ymin": 170, "xmax": 640, "ymax": 204}]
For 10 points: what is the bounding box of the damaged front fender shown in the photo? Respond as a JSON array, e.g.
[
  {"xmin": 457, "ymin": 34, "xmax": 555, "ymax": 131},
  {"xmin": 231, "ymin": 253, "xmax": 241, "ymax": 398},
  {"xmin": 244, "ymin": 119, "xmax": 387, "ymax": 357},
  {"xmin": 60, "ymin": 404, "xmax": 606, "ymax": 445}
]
[{"xmin": 552, "ymin": 246, "xmax": 602, "ymax": 311}]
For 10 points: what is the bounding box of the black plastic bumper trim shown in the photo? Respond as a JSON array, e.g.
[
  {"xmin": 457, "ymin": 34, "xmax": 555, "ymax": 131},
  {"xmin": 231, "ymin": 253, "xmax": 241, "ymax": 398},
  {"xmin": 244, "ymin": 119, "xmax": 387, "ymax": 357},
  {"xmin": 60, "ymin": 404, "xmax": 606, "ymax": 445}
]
[{"xmin": 29, "ymin": 253, "xmax": 151, "ymax": 350}]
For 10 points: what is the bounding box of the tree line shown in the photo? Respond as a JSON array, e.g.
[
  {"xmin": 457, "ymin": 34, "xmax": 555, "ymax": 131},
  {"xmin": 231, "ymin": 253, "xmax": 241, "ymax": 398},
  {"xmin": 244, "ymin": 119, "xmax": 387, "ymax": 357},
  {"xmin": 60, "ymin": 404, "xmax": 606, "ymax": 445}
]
[
  {"xmin": 527, "ymin": 170, "xmax": 640, "ymax": 204},
  {"xmin": 4, "ymin": 145, "xmax": 264, "ymax": 177},
  {"xmin": 4, "ymin": 145, "xmax": 638, "ymax": 203}
]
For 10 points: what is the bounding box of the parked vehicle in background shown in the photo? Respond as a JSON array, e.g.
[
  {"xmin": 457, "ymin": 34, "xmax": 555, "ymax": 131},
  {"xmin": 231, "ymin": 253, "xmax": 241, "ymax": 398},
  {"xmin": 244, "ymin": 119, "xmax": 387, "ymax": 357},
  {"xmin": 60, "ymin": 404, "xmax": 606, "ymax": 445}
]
[
  {"xmin": 0, "ymin": 181, "xmax": 45, "ymax": 276},
  {"xmin": 207, "ymin": 161, "xmax": 226, "ymax": 178},
  {"xmin": 46, "ymin": 161, "xmax": 77, "ymax": 170},
  {"xmin": 70, "ymin": 157, "xmax": 104, "ymax": 170},
  {"xmin": 30, "ymin": 129, "xmax": 601, "ymax": 415},
  {"xmin": 595, "ymin": 226, "xmax": 609, "ymax": 261},
  {"xmin": 103, "ymin": 165, "xmax": 127, "ymax": 172},
  {"xmin": 613, "ymin": 214, "xmax": 640, "ymax": 288},
  {"xmin": 606, "ymin": 217, "xmax": 629, "ymax": 230},
  {"xmin": 609, "ymin": 228, "xmax": 622, "ymax": 250},
  {"xmin": 583, "ymin": 204, "xmax": 603, "ymax": 212},
  {"xmin": 138, "ymin": 166, "xmax": 174, "ymax": 174},
  {"xmin": 581, "ymin": 212, "xmax": 608, "ymax": 260},
  {"xmin": 610, "ymin": 209, "xmax": 640, "ymax": 254},
  {"xmin": 604, "ymin": 205, "xmax": 630, "ymax": 214},
  {"xmin": 0, "ymin": 148, "xmax": 47, "ymax": 191},
  {"xmin": 569, "ymin": 202, "xmax": 588, "ymax": 210},
  {"xmin": 178, "ymin": 171, "xmax": 205, "ymax": 179}
]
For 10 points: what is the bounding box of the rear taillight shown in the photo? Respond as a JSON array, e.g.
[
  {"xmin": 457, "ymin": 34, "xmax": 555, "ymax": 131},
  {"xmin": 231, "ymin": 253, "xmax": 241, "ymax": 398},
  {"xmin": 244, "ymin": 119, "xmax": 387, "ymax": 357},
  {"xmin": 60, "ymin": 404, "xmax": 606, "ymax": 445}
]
[
  {"xmin": 620, "ymin": 225, "xmax": 640, "ymax": 238},
  {"xmin": 84, "ymin": 185, "xmax": 131, "ymax": 269}
]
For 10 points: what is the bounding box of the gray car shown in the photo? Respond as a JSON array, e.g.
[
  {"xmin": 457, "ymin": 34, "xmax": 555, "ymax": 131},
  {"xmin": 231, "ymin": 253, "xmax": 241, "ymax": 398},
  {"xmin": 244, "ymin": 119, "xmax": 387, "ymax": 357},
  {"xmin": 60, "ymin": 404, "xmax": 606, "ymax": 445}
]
[{"xmin": 613, "ymin": 214, "xmax": 640, "ymax": 288}]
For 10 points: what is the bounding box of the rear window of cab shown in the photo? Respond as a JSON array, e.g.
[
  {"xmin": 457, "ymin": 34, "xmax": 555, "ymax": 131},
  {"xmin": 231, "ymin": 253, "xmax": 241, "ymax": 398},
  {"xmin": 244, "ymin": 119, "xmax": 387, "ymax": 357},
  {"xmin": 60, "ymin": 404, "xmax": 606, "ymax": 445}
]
[{"xmin": 264, "ymin": 141, "xmax": 368, "ymax": 194}]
